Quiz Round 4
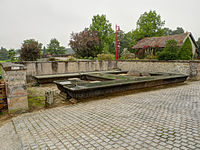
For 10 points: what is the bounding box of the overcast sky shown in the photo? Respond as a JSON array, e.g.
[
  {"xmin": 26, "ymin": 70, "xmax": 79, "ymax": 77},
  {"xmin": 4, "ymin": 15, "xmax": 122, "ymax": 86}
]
[{"xmin": 0, "ymin": 0, "xmax": 199, "ymax": 49}]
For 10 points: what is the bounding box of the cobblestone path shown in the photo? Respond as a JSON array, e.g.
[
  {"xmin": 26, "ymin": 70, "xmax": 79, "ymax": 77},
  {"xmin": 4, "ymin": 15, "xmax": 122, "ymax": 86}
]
[{"xmin": 9, "ymin": 82, "xmax": 200, "ymax": 149}]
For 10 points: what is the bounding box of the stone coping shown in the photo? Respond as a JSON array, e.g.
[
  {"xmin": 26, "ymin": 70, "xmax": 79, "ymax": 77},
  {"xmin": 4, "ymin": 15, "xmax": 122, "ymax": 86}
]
[
  {"xmin": 35, "ymin": 70, "xmax": 127, "ymax": 79},
  {"xmin": 17, "ymin": 59, "xmax": 200, "ymax": 63},
  {"xmin": 0, "ymin": 62, "xmax": 26, "ymax": 71}
]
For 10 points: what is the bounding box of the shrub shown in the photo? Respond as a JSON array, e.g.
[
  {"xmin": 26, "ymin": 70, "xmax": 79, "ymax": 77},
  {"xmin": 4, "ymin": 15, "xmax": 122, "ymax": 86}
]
[
  {"xmin": 97, "ymin": 54, "xmax": 114, "ymax": 61},
  {"xmin": 144, "ymin": 55, "xmax": 157, "ymax": 59},
  {"xmin": 67, "ymin": 56, "xmax": 76, "ymax": 61},
  {"xmin": 157, "ymin": 39, "xmax": 179, "ymax": 60},
  {"xmin": 179, "ymin": 37, "xmax": 193, "ymax": 60},
  {"xmin": 88, "ymin": 56, "xmax": 94, "ymax": 60},
  {"xmin": 48, "ymin": 57, "xmax": 56, "ymax": 61},
  {"xmin": 120, "ymin": 48, "xmax": 135, "ymax": 60}
]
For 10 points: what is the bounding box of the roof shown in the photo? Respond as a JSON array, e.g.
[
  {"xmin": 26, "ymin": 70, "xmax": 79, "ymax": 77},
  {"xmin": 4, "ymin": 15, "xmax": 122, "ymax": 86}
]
[{"xmin": 133, "ymin": 32, "xmax": 199, "ymax": 49}]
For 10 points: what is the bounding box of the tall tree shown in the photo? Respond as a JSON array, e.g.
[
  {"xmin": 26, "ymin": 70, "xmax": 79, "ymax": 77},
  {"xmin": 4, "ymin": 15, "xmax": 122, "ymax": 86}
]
[
  {"xmin": 135, "ymin": 10, "xmax": 165, "ymax": 40},
  {"xmin": 0, "ymin": 47, "xmax": 9, "ymax": 60},
  {"xmin": 114, "ymin": 30, "xmax": 134, "ymax": 56},
  {"xmin": 8, "ymin": 49, "xmax": 16, "ymax": 61},
  {"xmin": 47, "ymin": 38, "xmax": 66, "ymax": 55},
  {"xmin": 164, "ymin": 27, "xmax": 185, "ymax": 36},
  {"xmin": 172, "ymin": 27, "xmax": 184, "ymax": 35},
  {"xmin": 164, "ymin": 27, "xmax": 173, "ymax": 36},
  {"xmin": 69, "ymin": 28, "xmax": 101, "ymax": 58},
  {"xmin": 90, "ymin": 14, "xmax": 114, "ymax": 53},
  {"xmin": 20, "ymin": 39, "xmax": 42, "ymax": 61}
]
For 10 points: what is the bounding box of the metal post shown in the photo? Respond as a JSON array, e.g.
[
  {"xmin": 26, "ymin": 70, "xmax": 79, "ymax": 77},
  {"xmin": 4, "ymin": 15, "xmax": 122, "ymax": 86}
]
[
  {"xmin": 115, "ymin": 25, "xmax": 118, "ymax": 60},
  {"xmin": 115, "ymin": 25, "xmax": 120, "ymax": 61}
]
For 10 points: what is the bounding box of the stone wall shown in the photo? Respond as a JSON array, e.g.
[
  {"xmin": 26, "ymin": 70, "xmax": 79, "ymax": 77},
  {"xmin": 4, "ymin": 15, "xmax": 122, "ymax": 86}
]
[
  {"xmin": 19, "ymin": 61, "xmax": 118, "ymax": 81},
  {"xmin": 117, "ymin": 60, "xmax": 200, "ymax": 80},
  {"xmin": 0, "ymin": 62, "xmax": 28, "ymax": 114},
  {"xmin": 18, "ymin": 60, "xmax": 200, "ymax": 81}
]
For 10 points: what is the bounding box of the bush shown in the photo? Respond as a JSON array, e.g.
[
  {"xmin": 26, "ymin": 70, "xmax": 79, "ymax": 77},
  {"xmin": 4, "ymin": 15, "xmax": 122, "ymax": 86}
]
[
  {"xmin": 120, "ymin": 48, "xmax": 135, "ymax": 60},
  {"xmin": 144, "ymin": 55, "xmax": 157, "ymax": 59},
  {"xmin": 88, "ymin": 56, "xmax": 94, "ymax": 60},
  {"xmin": 48, "ymin": 57, "xmax": 56, "ymax": 61},
  {"xmin": 67, "ymin": 56, "xmax": 76, "ymax": 61},
  {"xmin": 179, "ymin": 37, "xmax": 193, "ymax": 60},
  {"xmin": 157, "ymin": 39, "xmax": 179, "ymax": 60},
  {"xmin": 97, "ymin": 54, "xmax": 114, "ymax": 60}
]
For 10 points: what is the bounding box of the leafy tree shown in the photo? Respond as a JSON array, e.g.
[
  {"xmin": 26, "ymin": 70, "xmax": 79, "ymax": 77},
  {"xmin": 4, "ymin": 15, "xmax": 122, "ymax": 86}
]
[
  {"xmin": 157, "ymin": 39, "xmax": 179, "ymax": 60},
  {"xmin": 197, "ymin": 38, "xmax": 200, "ymax": 48},
  {"xmin": 164, "ymin": 27, "xmax": 173, "ymax": 36},
  {"xmin": 0, "ymin": 47, "xmax": 9, "ymax": 60},
  {"xmin": 20, "ymin": 39, "xmax": 42, "ymax": 61},
  {"xmin": 179, "ymin": 37, "xmax": 193, "ymax": 60},
  {"xmin": 8, "ymin": 49, "xmax": 16, "ymax": 61},
  {"xmin": 125, "ymin": 31, "xmax": 137, "ymax": 49},
  {"xmin": 90, "ymin": 14, "xmax": 114, "ymax": 53},
  {"xmin": 172, "ymin": 27, "xmax": 184, "ymax": 35},
  {"xmin": 47, "ymin": 38, "xmax": 66, "ymax": 55},
  {"xmin": 164, "ymin": 27, "xmax": 184, "ymax": 36},
  {"xmin": 115, "ymin": 30, "xmax": 135, "ymax": 57},
  {"xmin": 197, "ymin": 38, "xmax": 200, "ymax": 58},
  {"xmin": 69, "ymin": 28, "xmax": 101, "ymax": 58},
  {"xmin": 135, "ymin": 10, "xmax": 165, "ymax": 40}
]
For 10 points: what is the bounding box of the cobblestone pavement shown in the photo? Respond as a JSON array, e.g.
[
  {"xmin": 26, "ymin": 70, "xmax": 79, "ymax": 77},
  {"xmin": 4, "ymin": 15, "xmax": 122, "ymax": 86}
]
[{"xmin": 8, "ymin": 82, "xmax": 200, "ymax": 149}]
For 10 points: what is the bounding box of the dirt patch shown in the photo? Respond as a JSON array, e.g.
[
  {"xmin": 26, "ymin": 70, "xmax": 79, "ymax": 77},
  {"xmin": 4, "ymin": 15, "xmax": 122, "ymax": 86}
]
[
  {"xmin": 0, "ymin": 110, "xmax": 12, "ymax": 127},
  {"xmin": 28, "ymin": 83, "xmax": 70, "ymax": 112}
]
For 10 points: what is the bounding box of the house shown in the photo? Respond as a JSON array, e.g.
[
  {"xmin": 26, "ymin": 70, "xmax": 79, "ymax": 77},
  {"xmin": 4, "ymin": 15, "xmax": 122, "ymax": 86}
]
[{"xmin": 133, "ymin": 32, "xmax": 199, "ymax": 58}]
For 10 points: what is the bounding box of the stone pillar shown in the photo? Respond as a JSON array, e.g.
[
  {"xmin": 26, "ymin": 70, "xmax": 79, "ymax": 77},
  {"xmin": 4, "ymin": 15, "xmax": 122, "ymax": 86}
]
[{"xmin": 0, "ymin": 62, "xmax": 28, "ymax": 114}]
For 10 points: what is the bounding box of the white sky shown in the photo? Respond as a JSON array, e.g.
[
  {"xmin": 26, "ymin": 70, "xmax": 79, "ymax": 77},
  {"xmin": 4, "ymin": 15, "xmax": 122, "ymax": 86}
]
[{"xmin": 0, "ymin": 0, "xmax": 199, "ymax": 49}]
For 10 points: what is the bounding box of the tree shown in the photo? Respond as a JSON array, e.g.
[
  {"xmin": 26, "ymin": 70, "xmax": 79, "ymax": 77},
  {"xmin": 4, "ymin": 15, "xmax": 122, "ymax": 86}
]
[
  {"xmin": 135, "ymin": 10, "xmax": 165, "ymax": 40},
  {"xmin": 197, "ymin": 38, "xmax": 200, "ymax": 58},
  {"xmin": 47, "ymin": 38, "xmax": 66, "ymax": 55},
  {"xmin": 157, "ymin": 39, "xmax": 179, "ymax": 60},
  {"xmin": 90, "ymin": 14, "xmax": 114, "ymax": 53},
  {"xmin": 179, "ymin": 37, "xmax": 193, "ymax": 60},
  {"xmin": 0, "ymin": 47, "xmax": 9, "ymax": 60},
  {"xmin": 8, "ymin": 49, "xmax": 16, "ymax": 61},
  {"xmin": 164, "ymin": 27, "xmax": 184, "ymax": 36},
  {"xmin": 20, "ymin": 39, "xmax": 42, "ymax": 61},
  {"xmin": 69, "ymin": 28, "xmax": 101, "ymax": 58},
  {"xmin": 114, "ymin": 30, "xmax": 134, "ymax": 57},
  {"xmin": 172, "ymin": 27, "xmax": 184, "ymax": 35},
  {"xmin": 164, "ymin": 27, "xmax": 173, "ymax": 36}
]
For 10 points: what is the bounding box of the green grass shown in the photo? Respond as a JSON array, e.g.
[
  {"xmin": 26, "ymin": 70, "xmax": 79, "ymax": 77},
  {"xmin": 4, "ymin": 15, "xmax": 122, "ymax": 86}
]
[
  {"xmin": 0, "ymin": 59, "xmax": 11, "ymax": 62},
  {"xmin": 28, "ymin": 96, "xmax": 45, "ymax": 110}
]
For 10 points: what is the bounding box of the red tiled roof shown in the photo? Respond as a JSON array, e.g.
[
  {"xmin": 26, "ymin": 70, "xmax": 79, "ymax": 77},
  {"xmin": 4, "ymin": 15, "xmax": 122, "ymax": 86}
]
[{"xmin": 133, "ymin": 33, "xmax": 189, "ymax": 49}]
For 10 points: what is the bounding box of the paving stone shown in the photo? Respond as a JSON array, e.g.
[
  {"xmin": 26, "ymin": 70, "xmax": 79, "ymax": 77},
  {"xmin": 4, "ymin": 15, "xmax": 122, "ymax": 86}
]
[{"xmin": 1, "ymin": 81, "xmax": 200, "ymax": 149}]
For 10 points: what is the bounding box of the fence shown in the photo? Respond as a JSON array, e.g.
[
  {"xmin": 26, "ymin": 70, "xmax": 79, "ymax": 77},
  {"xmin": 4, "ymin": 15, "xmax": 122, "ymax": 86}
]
[{"xmin": 0, "ymin": 79, "xmax": 7, "ymax": 110}]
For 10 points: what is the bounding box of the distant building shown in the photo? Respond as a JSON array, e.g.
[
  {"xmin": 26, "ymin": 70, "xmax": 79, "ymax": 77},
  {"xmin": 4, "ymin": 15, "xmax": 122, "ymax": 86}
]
[{"xmin": 133, "ymin": 32, "xmax": 199, "ymax": 58}]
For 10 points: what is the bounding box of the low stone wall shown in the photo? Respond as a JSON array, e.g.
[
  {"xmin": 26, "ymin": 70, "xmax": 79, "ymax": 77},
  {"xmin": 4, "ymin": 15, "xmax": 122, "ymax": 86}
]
[
  {"xmin": 19, "ymin": 61, "xmax": 118, "ymax": 81},
  {"xmin": 117, "ymin": 60, "xmax": 200, "ymax": 80},
  {"xmin": 18, "ymin": 60, "xmax": 200, "ymax": 81}
]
